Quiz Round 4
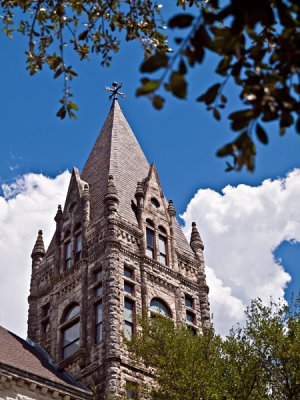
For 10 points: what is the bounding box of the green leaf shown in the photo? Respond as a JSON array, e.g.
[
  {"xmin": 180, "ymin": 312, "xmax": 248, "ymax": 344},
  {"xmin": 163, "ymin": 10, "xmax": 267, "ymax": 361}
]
[
  {"xmin": 169, "ymin": 72, "xmax": 187, "ymax": 99},
  {"xmin": 78, "ymin": 30, "xmax": 89, "ymax": 41},
  {"xmin": 216, "ymin": 143, "xmax": 234, "ymax": 157},
  {"xmin": 229, "ymin": 109, "xmax": 253, "ymax": 121},
  {"xmin": 213, "ymin": 108, "xmax": 221, "ymax": 121},
  {"xmin": 53, "ymin": 67, "xmax": 63, "ymax": 79},
  {"xmin": 56, "ymin": 106, "xmax": 66, "ymax": 119},
  {"xmin": 69, "ymin": 101, "xmax": 79, "ymax": 111},
  {"xmin": 215, "ymin": 56, "xmax": 231, "ymax": 76},
  {"xmin": 152, "ymin": 95, "xmax": 165, "ymax": 110},
  {"xmin": 256, "ymin": 123, "xmax": 268, "ymax": 144},
  {"xmin": 168, "ymin": 14, "xmax": 194, "ymax": 29},
  {"xmin": 136, "ymin": 80, "xmax": 160, "ymax": 96},
  {"xmin": 196, "ymin": 83, "xmax": 221, "ymax": 105},
  {"xmin": 140, "ymin": 53, "xmax": 169, "ymax": 73}
]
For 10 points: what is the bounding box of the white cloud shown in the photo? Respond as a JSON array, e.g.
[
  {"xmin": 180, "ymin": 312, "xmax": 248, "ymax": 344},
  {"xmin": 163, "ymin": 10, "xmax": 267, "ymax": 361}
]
[
  {"xmin": 182, "ymin": 169, "xmax": 300, "ymax": 335},
  {"xmin": 0, "ymin": 171, "xmax": 70, "ymax": 338}
]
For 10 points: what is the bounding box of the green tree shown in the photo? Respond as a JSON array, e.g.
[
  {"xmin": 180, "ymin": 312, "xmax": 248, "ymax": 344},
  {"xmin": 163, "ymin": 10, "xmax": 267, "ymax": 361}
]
[
  {"xmin": 130, "ymin": 298, "xmax": 300, "ymax": 400},
  {"xmin": 1, "ymin": 0, "xmax": 300, "ymax": 171}
]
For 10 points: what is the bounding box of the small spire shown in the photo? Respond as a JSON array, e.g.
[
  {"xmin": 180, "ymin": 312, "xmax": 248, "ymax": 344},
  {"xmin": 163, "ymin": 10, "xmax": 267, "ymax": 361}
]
[
  {"xmin": 105, "ymin": 175, "xmax": 118, "ymax": 199},
  {"xmin": 82, "ymin": 183, "xmax": 91, "ymax": 201},
  {"xmin": 168, "ymin": 200, "xmax": 176, "ymax": 217},
  {"xmin": 31, "ymin": 230, "xmax": 45, "ymax": 259},
  {"xmin": 54, "ymin": 204, "xmax": 62, "ymax": 223},
  {"xmin": 190, "ymin": 222, "xmax": 204, "ymax": 252},
  {"xmin": 135, "ymin": 181, "xmax": 144, "ymax": 200},
  {"xmin": 105, "ymin": 81, "xmax": 125, "ymax": 101}
]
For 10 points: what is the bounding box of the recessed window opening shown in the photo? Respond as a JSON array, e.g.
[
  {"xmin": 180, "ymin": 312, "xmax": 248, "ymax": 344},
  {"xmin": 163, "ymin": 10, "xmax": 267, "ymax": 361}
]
[
  {"xmin": 151, "ymin": 197, "xmax": 160, "ymax": 208},
  {"xmin": 146, "ymin": 228, "xmax": 155, "ymax": 259},
  {"xmin": 124, "ymin": 298, "xmax": 135, "ymax": 340},
  {"xmin": 150, "ymin": 298, "xmax": 172, "ymax": 318},
  {"xmin": 61, "ymin": 305, "xmax": 80, "ymax": 360},
  {"xmin": 158, "ymin": 235, "xmax": 167, "ymax": 265},
  {"xmin": 185, "ymin": 295, "xmax": 193, "ymax": 309},
  {"xmin": 74, "ymin": 232, "xmax": 82, "ymax": 262},
  {"xmin": 69, "ymin": 202, "xmax": 76, "ymax": 212},
  {"xmin": 124, "ymin": 266, "xmax": 134, "ymax": 280},
  {"xmin": 41, "ymin": 303, "xmax": 50, "ymax": 334},
  {"xmin": 95, "ymin": 302, "xmax": 103, "ymax": 343},
  {"xmin": 125, "ymin": 382, "xmax": 138, "ymax": 399},
  {"xmin": 124, "ymin": 282, "xmax": 134, "ymax": 295},
  {"xmin": 64, "ymin": 241, "xmax": 72, "ymax": 270}
]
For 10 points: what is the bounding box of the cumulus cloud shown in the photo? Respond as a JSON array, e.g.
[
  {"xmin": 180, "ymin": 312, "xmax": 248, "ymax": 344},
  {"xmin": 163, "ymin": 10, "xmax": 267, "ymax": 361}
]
[
  {"xmin": 0, "ymin": 171, "xmax": 70, "ymax": 338},
  {"xmin": 182, "ymin": 169, "xmax": 300, "ymax": 335}
]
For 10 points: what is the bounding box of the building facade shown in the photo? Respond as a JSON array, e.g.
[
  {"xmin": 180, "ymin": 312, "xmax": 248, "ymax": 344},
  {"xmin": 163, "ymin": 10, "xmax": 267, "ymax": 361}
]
[{"xmin": 27, "ymin": 98, "xmax": 211, "ymax": 398}]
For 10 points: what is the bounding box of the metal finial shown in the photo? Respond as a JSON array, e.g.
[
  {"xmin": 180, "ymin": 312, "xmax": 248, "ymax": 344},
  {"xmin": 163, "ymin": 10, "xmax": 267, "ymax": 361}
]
[{"xmin": 105, "ymin": 81, "xmax": 125, "ymax": 101}]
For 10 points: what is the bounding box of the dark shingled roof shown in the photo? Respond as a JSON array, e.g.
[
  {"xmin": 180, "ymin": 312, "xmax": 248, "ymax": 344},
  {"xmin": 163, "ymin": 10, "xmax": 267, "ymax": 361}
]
[
  {"xmin": 81, "ymin": 99, "xmax": 195, "ymax": 257},
  {"xmin": 0, "ymin": 325, "xmax": 89, "ymax": 393},
  {"xmin": 82, "ymin": 99, "xmax": 149, "ymax": 225}
]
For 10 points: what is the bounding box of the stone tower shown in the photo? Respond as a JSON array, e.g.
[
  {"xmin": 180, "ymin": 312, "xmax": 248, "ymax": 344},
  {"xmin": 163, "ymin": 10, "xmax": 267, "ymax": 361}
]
[{"xmin": 27, "ymin": 98, "xmax": 210, "ymax": 398}]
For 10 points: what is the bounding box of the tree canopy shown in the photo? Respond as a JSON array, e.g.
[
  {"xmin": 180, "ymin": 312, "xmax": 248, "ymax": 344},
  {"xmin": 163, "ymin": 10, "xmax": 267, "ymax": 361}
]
[
  {"xmin": 1, "ymin": 0, "xmax": 300, "ymax": 172},
  {"xmin": 130, "ymin": 297, "xmax": 300, "ymax": 400}
]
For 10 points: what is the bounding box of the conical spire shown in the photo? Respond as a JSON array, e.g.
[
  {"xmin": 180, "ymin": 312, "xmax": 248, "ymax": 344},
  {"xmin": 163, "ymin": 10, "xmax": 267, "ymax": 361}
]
[
  {"xmin": 168, "ymin": 200, "xmax": 176, "ymax": 217},
  {"xmin": 31, "ymin": 230, "xmax": 45, "ymax": 259},
  {"xmin": 190, "ymin": 222, "xmax": 204, "ymax": 252},
  {"xmin": 81, "ymin": 100, "xmax": 149, "ymax": 224}
]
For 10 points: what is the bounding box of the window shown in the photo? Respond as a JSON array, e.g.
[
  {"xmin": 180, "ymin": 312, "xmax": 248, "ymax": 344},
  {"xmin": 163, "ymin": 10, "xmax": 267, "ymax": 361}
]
[
  {"xmin": 151, "ymin": 197, "xmax": 160, "ymax": 208},
  {"xmin": 95, "ymin": 284, "xmax": 103, "ymax": 298},
  {"xmin": 125, "ymin": 382, "xmax": 138, "ymax": 399},
  {"xmin": 158, "ymin": 235, "xmax": 167, "ymax": 265},
  {"xmin": 94, "ymin": 269, "xmax": 103, "ymax": 343},
  {"xmin": 124, "ymin": 282, "xmax": 134, "ymax": 295},
  {"xmin": 41, "ymin": 303, "xmax": 50, "ymax": 334},
  {"xmin": 185, "ymin": 295, "xmax": 193, "ymax": 309},
  {"xmin": 124, "ymin": 267, "xmax": 133, "ymax": 280},
  {"xmin": 146, "ymin": 228, "xmax": 154, "ymax": 259},
  {"xmin": 124, "ymin": 298, "xmax": 135, "ymax": 340},
  {"xmin": 150, "ymin": 299, "xmax": 171, "ymax": 318},
  {"xmin": 186, "ymin": 310, "xmax": 195, "ymax": 325},
  {"xmin": 61, "ymin": 305, "xmax": 80, "ymax": 360},
  {"xmin": 95, "ymin": 302, "xmax": 103, "ymax": 343},
  {"xmin": 74, "ymin": 233, "xmax": 82, "ymax": 262},
  {"xmin": 64, "ymin": 241, "xmax": 72, "ymax": 270},
  {"xmin": 185, "ymin": 295, "xmax": 195, "ymax": 326}
]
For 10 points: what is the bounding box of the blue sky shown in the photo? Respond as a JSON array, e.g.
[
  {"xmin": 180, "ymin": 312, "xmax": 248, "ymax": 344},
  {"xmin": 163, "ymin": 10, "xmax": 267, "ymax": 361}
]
[{"xmin": 0, "ymin": 6, "xmax": 300, "ymax": 337}]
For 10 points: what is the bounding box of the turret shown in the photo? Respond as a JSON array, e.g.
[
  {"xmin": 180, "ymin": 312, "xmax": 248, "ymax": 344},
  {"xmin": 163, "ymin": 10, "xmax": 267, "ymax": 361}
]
[
  {"xmin": 82, "ymin": 183, "xmax": 91, "ymax": 231},
  {"xmin": 31, "ymin": 230, "xmax": 45, "ymax": 268},
  {"xmin": 190, "ymin": 222, "xmax": 204, "ymax": 253},
  {"xmin": 104, "ymin": 175, "xmax": 119, "ymax": 217},
  {"xmin": 134, "ymin": 181, "xmax": 144, "ymax": 225},
  {"xmin": 168, "ymin": 200, "xmax": 178, "ymax": 269},
  {"xmin": 54, "ymin": 205, "xmax": 63, "ymax": 244},
  {"xmin": 190, "ymin": 222, "xmax": 211, "ymax": 330}
]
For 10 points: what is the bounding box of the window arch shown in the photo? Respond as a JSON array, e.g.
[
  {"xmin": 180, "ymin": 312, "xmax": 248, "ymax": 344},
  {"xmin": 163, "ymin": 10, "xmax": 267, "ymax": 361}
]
[
  {"xmin": 150, "ymin": 298, "xmax": 172, "ymax": 318},
  {"xmin": 61, "ymin": 304, "xmax": 80, "ymax": 360}
]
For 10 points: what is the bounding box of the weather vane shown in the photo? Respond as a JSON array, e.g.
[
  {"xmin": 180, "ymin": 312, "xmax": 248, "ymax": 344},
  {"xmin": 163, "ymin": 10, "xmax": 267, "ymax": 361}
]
[{"xmin": 105, "ymin": 81, "xmax": 125, "ymax": 101}]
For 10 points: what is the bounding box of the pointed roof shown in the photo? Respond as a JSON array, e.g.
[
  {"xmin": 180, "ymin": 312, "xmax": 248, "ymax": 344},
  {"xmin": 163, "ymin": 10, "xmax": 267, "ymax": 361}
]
[
  {"xmin": 81, "ymin": 99, "xmax": 149, "ymax": 224},
  {"xmin": 31, "ymin": 230, "xmax": 45, "ymax": 259},
  {"xmin": 190, "ymin": 222, "xmax": 204, "ymax": 252},
  {"xmin": 80, "ymin": 99, "xmax": 195, "ymax": 257}
]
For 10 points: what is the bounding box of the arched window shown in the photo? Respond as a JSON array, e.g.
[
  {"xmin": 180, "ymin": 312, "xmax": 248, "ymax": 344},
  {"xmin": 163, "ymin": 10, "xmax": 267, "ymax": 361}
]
[
  {"xmin": 150, "ymin": 298, "xmax": 172, "ymax": 318},
  {"xmin": 61, "ymin": 304, "xmax": 80, "ymax": 360}
]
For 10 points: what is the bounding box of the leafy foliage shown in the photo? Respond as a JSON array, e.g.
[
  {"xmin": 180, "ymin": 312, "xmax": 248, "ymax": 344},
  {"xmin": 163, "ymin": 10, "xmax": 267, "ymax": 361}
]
[
  {"xmin": 1, "ymin": 0, "xmax": 168, "ymax": 119},
  {"xmin": 1, "ymin": 0, "xmax": 300, "ymax": 171},
  {"xmin": 130, "ymin": 297, "xmax": 300, "ymax": 400}
]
